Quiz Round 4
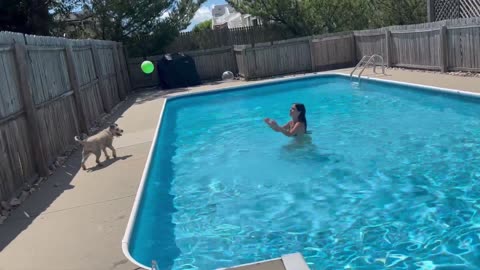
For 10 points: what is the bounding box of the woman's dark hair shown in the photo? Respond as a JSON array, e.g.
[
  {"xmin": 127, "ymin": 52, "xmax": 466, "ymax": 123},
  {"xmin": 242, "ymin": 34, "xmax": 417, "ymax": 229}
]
[{"xmin": 293, "ymin": 103, "xmax": 307, "ymax": 132}]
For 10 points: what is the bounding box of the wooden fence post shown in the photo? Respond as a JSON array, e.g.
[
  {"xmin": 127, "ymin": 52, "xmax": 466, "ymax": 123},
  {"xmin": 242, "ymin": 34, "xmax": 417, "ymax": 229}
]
[
  {"xmin": 65, "ymin": 44, "xmax": 89, "ymax": 133},
  {"xmin": 250, "ymin": 29, "xmax": 255, "ymax": 48},
  {"xmin": 112, "ymin": 44, "xmax": 127, "ymax": 101},
  {"xmin": 385, "ymin": 29, "xmax": 392, "ymax": 67},
  {"xmin": 121, "ymin": 45, "xmax": 133, "ymax": 93},
  {"xmin": 231, "ymin": 46, "xmax": 239, "ymax": 76},
  {"xmin": 309, "ymin": 38, "xmax": 316, "ymax": 72},
  {"xmin": 439, "ymin": 25, "xmax": 448, "ymax": 72},
  {"xmin": 91, "ymin": 44, "xmax": 112, "ymax": 113},
  {"xmin": 244, "ymin": 48, "xmax": 251, "ymax": 80},
  {"xmin": 13, "ymin": 42, "xmax": 49, "ymax": 176},
  {"xmin": 351, "ymin": 34, "xmax": 357, "ymax": 65}
]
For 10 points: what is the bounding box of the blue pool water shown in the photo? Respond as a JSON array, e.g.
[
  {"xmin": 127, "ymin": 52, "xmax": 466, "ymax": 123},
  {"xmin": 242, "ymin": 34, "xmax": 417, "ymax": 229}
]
[{"xmin": 128, "ymin": 75, "xmax": 480, "ymax": 270}]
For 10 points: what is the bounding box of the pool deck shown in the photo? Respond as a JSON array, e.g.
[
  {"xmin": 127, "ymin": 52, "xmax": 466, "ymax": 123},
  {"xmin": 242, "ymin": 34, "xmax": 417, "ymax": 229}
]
[{"xmin": 0, "ymin": 68, "xmax": 479, "ymax": 270}]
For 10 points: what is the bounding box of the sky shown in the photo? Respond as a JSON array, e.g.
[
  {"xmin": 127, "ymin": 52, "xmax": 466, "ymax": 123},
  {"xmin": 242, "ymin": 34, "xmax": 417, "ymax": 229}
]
[{"xmin": 184, "ymin": 0, "xmax": 227, "ymax": 31}]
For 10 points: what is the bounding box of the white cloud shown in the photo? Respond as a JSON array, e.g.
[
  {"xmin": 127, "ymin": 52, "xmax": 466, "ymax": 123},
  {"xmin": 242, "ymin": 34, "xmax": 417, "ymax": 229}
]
[
  {"xmin": 161, "ymin": 11, "xmax": 170, "ymax": 19},
  {"xmin": 185, "ymin": 6, "xmax": 213, "ymax": 31}
]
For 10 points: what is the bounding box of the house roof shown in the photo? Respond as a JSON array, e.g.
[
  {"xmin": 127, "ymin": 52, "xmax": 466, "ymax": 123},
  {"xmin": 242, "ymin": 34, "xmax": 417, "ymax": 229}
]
[{"xmin": 212, "ymin": 4, "xmax": 240, "ymax": 26}]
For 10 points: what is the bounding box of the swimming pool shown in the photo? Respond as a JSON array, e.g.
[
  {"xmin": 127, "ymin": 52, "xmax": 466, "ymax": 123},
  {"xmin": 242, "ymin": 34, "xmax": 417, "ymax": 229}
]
[{"xmin": 123, "ymin": 74, "xmax": 480, "ymax": 270}]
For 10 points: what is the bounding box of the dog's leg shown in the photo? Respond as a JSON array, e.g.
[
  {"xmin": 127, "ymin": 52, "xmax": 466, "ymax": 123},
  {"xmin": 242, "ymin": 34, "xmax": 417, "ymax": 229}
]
[
  {"xmin": 103, "ymin": 148, "xmax": 110, "ymax": 160},
  {"xmin": 108, "ymin": 145, "xmax": 117, "ymax": 159},
  {"xmin": 81, "ymin": 152, "xmax": 91, "ymax": 170},
  {"xmin": 94, "ymin": 150, "xmax": 103, "ymax": 167}
]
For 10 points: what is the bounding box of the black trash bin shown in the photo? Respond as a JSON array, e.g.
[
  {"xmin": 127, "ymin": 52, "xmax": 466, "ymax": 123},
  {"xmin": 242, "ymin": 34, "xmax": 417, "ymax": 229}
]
[{"xmin": 157, "ymin": 53, "xmax": 201, "ymax": 89}]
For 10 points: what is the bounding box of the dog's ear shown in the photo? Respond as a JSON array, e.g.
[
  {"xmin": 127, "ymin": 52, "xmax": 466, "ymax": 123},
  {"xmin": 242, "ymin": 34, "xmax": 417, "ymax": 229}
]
[{"xmin": 109, "ymin": 124, "xmax": 117, "ymax": 129}]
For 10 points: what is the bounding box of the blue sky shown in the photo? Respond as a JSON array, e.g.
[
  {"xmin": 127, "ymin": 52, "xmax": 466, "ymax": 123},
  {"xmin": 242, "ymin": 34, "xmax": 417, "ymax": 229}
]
[{"xmin": 184, "ymin": 0, "xmax": 227, "ymax": 31}]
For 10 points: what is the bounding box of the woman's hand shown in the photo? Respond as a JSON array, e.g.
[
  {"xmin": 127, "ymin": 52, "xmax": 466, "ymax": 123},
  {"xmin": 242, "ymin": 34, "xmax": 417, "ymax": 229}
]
[{"xmin": 264, "ymin": 118, "xmax": 280, "ymax": 131}]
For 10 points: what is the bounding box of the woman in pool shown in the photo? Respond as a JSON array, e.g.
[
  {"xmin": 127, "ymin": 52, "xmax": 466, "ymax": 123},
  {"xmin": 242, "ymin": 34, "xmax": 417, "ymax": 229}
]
[{"xmin": 264, "ymin": 103, "xmax": 307, "ymax": 137}]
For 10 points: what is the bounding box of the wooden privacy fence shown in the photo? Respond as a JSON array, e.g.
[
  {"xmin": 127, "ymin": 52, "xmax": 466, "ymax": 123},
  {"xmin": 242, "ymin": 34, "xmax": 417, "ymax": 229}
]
[
  {"xmin": 131, "ymin": 33, "xmax": 354, "ymax": 87},
  {"xmin": 165, "ymin": 25, "xmax": 294, "ymax": 53},
  {"xmin": 130, "ymin": 17, "xmax": 480, "ymax": 85},
  {"xmin": 234, "ymin": 17, "xmax": 480, "ymax": 80},
  {"xmin": 355, "ymin": 17, "xmax": 480, "ymax": 73},
  {"xmin": 235, "ymin": 33, "xmax": 355, "ymax": 80},
  {"xmin": 0, "ymin": 31, "xmax": 130, "ymax": 202},
  {"xmin": 235, "ymin": 38, "xmax": 312, "ymax": 80},
  {"xmin": 128, "ymin": 47, "xmax": 238, "ymax": 89}
]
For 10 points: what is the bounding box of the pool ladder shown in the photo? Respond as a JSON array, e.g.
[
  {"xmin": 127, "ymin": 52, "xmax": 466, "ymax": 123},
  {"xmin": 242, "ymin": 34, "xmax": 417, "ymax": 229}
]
[
  {"xmin": 152, "ymin": 260, "xmax": 159, "ymax": 270},
  {"xmin": 350, "ymin": 54, "xmax": 386, "ymax": 82}
]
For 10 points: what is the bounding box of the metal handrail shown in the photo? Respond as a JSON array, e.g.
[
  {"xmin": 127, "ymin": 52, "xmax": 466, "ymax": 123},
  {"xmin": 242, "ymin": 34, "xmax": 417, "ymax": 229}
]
[
  {"xmin": 350, "ymin": 54, "xmax": 386, "ymax": 82},
  {"xmin": 371, "ymin": 54, "xmax": 385, "ymax": 75},
  {"xmin": 350, "ymin": 55, "xmax": 369, "ymax": 79}
]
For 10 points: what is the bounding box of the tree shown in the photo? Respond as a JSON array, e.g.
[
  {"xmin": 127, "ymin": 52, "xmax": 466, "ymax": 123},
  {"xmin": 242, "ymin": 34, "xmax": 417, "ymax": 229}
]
[
  {"xmin": 367, "ymin": 0, "xmax": 427, "ymax": 28},
  {"xmin": 81, "ymin": 0, "xmax": 206, "ymax": 56},
  {"xmin": 226, "ymin": 0, "xmax": 311, "ymax": 36},
  {"xmin": 0, "ymin": 0, "xmax": 207, "ymax": 56},
  {"xmin": 303, "ymin": 0, "xmax": 371, "ymax": 33},
  {"xmin": 193, "ymin": 20, "xmax": 212, "ymax": 32},
  {"xmin": 226, "ymin": 0, "xmax": 427, "ymax": 36}
]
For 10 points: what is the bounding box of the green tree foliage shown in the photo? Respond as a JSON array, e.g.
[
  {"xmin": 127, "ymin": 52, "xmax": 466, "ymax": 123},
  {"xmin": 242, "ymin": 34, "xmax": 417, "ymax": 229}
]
[
  {"xmin": 367, "ymin": 0, "xmax": 428, "ymax": 27},
  {"xmin": 83, "ymin": 0, "xmax": 206, "ymax": 56},
  {"xmin": 303, "ymin": 0, "xmax": 370, "ymax": 34},
  {"xmin": 193, "ymin": 20, "xmax": 212, "ymax": 32},
  {"xmin": 226, "ymin": 0, "xmax": 309, "ymax": 35},
  {"xmin": 226, "ymin": 0, "xmax": 427, "ymax": 36},
  {"xmin": 0, "ymin": 0, "xmax": 205, "ymax": 57}
]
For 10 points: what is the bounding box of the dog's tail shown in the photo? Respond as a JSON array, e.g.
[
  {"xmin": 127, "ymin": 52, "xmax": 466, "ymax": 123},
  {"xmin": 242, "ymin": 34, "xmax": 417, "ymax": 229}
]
[{"xmin": 74, "ymin": 134, "xmax": 88, "ymax": 145}]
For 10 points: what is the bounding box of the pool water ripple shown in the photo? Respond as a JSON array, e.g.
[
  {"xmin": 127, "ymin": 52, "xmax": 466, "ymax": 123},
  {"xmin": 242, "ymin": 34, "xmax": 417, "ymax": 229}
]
[{"xmin": 129, "ymin": 76, "xmax": 480, "ymax": 269}]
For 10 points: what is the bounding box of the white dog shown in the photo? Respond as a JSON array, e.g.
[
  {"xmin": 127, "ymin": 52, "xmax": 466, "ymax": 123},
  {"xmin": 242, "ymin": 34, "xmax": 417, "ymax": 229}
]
[{"xmin": 74, "ymin": 124, "xmax": 124, "ymax": 170}]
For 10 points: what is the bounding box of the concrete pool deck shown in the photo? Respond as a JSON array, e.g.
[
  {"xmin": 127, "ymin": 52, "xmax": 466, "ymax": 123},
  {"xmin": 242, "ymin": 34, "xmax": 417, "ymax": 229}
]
[{"xmin": 0, "ymin": 68, "xmax": 479, "ymax": 270}]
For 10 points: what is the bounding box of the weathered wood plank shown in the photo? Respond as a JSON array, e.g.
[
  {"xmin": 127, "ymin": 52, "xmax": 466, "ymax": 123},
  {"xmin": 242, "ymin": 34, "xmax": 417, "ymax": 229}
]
[
  {"xmin": 24, "ymin": 35, "xmax": 71, "ymax": 106},
  {"xmin": 118, "ymin": 44, "xmax": 132, "ymax": 93},
  {"xmin": 72, "ymin": 44, "xmax": 105, "ymax": 127},
  {"xmin": 447, "ymin": 25, "xmax": 480, "ymax": 70},
  {"xmin": 35, "ymin": 95, "xmax": 80, "ymax": 164},
  {"xmin": 235, "ymin": 49, "xmax": 247, "ymax": 78},
  {"xmin": 0, "ymin": 48, "xmax": 22, "ymax": 119},
  {"xmin": 112, "ymin": 44, "xmax": 127, "ymax": 100},
  {"xmin": 391, "ymin": 29, "xmax": 440, "ymax": 69},
  {"xmin": 91, "ymin": 44, "xmax": 112, "ymax": 113},
  {"xmin": 244, "ymin": 40, "xmax": 311, "ymax": 79},
  {"xmin": 354, "ymin": 33, "xmax": 386, "ymax": 61},
  {"xmin": 311, "ymin": 35, "xmax": 354, "ymax": 71},
  {"xmin": 0, "ymin": 32, "xmax": 127, "ymax": 201},
  {"xmin": 0, "ymin": 110, "xmax": 24, "ymax": 126},
  {"xmin": 440, "ymin": 26, "xmax": 448, "ymax": 72},
  {"xmin": 0, "ymin": 115, "xmax": 37, "ymax": 201},
  {"xmin": 66, "ymin": 45, "xmax": 88, "ymax": 133},
  {"xmin": 98, "ymin": 46, "xmax": 120, "ymax": 106},
  {"xmin": 190, "ymin": 48, "xmax": 237, "ymax": 80},
  {"xmin": 13, "ymin": 42, "xmax": 49, "ymax": 176}
]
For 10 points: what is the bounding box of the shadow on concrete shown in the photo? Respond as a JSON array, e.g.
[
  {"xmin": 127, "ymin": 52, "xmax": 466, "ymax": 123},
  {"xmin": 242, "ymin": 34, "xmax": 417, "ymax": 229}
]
[
  {"xmin": 0, "ymin": 88, "xmax": 180, "ymax": 254},
  {"xmin": 87, "ymin": 155, "xmax": 133, "ymax": 172},
  {"xmin": 0, "ymin": 153, "xmax": 81, "ymax": 252}
]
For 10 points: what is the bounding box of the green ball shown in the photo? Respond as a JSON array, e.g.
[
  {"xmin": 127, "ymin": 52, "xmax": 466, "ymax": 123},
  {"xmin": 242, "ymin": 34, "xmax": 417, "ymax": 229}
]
[{"xmin": 141, "ymin": 60, "xmax": 154, "ymax": 74}]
